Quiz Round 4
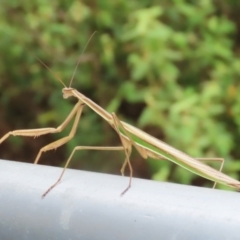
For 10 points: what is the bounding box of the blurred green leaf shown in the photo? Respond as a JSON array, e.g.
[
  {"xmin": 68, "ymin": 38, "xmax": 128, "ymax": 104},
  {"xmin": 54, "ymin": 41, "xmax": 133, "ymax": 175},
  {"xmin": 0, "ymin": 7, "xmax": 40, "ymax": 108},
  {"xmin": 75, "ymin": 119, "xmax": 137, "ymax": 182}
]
[{"xmin": 1, "ymin": 0, "xmax": 240, "ymax": 189}]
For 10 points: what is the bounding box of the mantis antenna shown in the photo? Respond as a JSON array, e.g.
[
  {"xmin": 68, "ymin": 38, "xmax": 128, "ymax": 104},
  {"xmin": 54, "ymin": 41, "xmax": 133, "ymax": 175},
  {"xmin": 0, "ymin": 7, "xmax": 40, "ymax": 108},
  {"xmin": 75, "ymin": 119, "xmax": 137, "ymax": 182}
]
[
  {"xmin": 36, "ymin": 31, "xmax": 97, "ymax": 88},
  {"xmin": 35, "ymin": 57, "xmax": 66, "ymax": 88},
  {"xmin": 69, "ymin": 31, "xmax": 97, "ymax": 88}
]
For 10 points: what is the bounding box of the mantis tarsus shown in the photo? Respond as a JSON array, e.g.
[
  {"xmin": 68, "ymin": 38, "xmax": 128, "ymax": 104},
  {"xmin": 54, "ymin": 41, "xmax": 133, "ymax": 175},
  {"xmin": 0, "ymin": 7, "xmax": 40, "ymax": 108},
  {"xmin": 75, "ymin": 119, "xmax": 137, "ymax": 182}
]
[{"xmin": 1, "ymin": 39, "xmax": 240, "ymax": 197}]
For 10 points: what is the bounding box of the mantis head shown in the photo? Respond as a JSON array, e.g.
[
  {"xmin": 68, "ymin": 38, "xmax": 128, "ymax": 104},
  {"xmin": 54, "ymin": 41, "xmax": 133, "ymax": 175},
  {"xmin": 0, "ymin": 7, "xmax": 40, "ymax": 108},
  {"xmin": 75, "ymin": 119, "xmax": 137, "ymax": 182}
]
[{"xmin": 62, "ymin": 88, "xmax": 74, "ymax": 99}]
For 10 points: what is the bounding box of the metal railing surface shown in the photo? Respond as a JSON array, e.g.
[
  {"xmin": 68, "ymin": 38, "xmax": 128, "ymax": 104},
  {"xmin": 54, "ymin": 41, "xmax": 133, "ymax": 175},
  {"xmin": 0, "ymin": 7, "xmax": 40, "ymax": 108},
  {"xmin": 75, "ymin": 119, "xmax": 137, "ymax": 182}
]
[{"xmin": 0, "ymin": 159, "xmax": 239, "ymax": 240}]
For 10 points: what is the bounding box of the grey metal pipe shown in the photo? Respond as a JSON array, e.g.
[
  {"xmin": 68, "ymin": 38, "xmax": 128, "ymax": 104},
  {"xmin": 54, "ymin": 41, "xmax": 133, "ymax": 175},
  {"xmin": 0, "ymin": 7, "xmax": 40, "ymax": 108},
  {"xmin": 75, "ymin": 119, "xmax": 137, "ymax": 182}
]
[{"xmin": 0, "ymin": 159, "xmax": 239, "ymax": 240}]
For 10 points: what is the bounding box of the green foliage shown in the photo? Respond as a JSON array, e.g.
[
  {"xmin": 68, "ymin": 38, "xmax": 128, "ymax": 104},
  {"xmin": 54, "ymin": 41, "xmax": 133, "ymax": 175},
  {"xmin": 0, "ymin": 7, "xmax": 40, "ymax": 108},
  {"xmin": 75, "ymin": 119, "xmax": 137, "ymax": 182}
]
[{"xmin": 1, "ymin": 0, "xmax": 240, "ymax": 189}]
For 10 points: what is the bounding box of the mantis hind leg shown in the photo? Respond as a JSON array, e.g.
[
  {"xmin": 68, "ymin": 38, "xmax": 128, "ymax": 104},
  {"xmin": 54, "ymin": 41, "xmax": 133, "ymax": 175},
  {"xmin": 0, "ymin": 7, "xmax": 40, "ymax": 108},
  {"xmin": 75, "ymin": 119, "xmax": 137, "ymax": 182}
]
[
  {"xmin": 110, "ymin": 115, "xmax": 225, "ymax": 191},
  {"xmin": 195, "ymin": 157, "xmax": 225, "ymax": 189}
]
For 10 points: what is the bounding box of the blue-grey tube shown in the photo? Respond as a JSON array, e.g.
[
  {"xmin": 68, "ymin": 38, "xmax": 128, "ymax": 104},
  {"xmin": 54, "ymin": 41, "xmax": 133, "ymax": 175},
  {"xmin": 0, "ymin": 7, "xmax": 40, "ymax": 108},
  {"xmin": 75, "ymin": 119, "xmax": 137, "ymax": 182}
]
[{"xmin": 0, "ymin": 159, "xmax": 240, "ymax": 240}]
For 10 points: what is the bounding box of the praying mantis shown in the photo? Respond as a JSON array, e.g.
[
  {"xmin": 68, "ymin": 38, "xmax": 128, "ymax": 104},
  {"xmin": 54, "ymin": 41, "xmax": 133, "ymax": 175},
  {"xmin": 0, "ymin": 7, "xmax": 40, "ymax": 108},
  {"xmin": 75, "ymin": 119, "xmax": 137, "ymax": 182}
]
[{"xmin": 1, "ymin": 38, "xmax": 240, "ymax": 197}]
